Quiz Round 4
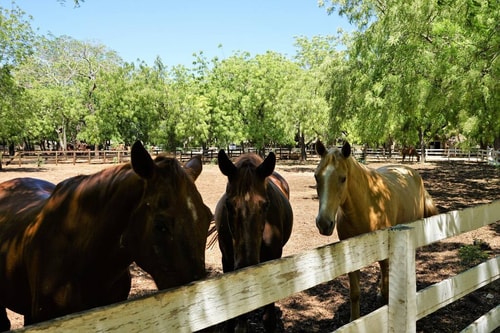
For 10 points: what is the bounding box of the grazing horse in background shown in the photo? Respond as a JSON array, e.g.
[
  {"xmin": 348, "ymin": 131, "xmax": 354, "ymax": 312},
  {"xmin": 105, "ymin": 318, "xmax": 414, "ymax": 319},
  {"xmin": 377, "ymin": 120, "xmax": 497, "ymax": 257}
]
[
  {"xmin": 215, "ymin": 150, "xmax": 293, "ymax": 332},
  {"xmin": 0, "ymin": 141, "xmax": 213, "ymax": 330},
  {"xmin": 401, "ymin": 146, "xmax": 420, "ymax": 162},
  {"xmin": 314, "ymin": 140, "xmax": 437, "ymax": 321}
]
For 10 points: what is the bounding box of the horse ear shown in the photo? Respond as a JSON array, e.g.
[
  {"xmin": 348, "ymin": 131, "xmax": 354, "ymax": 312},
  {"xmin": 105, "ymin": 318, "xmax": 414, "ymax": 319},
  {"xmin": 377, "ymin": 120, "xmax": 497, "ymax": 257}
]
[
  {"xmin": 315, "ymin": 140, "xmax": 327, "ymax": 157},
  {"xmin": 341, "ymin": 141, "xmax": 351, "ymax": 158},
  {"xmin": 131, "ymin": 140, "xmax": 156, "ymax": 179},
  {"xmin": 184, "ymin": 155, "xmax": 202, "ymax": 181},
  {"xmin": 218, "ymin": 150, "xmax": 237, "ymax": 178},
  {"xmin": 257, "ymin": 151, "xmax": 276, "ymax": 179}
]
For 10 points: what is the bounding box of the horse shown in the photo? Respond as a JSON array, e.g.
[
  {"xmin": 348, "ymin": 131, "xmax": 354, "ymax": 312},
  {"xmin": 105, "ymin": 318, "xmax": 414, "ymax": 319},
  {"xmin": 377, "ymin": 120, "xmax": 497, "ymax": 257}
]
[
  {"xmin": 314, "ymin": 140, "xmax": 437, "ymax": 321},
  {"xmin": 214, "ymin": 150, "xmax": 293, "ymax": 332},
  {"xmin": 0, "ymin": 141, "xmax": 213, "ymax": 330},
  {"xmin": 401, "ymin": 146, "xmax": 420, "ymax": 162}
]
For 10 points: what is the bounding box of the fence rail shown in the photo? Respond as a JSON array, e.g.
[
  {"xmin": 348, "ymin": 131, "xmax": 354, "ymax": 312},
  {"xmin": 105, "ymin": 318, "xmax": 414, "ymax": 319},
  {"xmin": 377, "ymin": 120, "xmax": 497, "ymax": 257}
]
[
  {"xmin": 0, "ymin": 150, "xmax": 132, "ymax": 166},
  {"xmin": 352, "ymin": 147, "xmax": 500, "ymax": 164},
  {"xmin": 14, "ymin": 200, "xmax": 500, "ymax": 333}
]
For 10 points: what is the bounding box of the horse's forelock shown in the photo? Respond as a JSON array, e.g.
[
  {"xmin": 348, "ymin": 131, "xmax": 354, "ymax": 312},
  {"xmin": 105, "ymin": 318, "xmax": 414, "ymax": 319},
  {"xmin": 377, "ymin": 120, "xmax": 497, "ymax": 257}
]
[
  {"xmin": 234, "ymin": 153, "xmax": 263, "ymax": 168},
  {"xmin": 227, "ymin": 155, "xmax": 268, "ymax": 198}
]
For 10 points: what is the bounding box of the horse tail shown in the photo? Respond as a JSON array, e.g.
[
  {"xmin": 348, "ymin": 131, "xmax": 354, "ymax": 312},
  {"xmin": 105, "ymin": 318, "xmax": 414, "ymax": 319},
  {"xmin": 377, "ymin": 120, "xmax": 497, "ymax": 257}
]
[
  {"xmin": 423, "ymin": 189, "xmax": 438, "ymax": 217},
  {"xmin": 206, "ymin": 221, "xmax": 218, "ymax": 249}
]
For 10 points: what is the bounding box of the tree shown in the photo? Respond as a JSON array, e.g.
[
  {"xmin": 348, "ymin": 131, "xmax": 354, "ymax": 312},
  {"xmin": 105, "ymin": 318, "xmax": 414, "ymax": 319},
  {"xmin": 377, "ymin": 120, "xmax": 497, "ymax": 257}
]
[
  {"xmin": 0, "ymin": 3, "xmax": 35, "ymax": 169},
  {"xmin": 0, "ymin": 4, "xmax": 35, "ymax": 67},
  {"xmin": 15, "ymin": 35, "xmax": 123, "ymax": 150},
  {"xmin": 292, "ymin": 35, "xmax": 345, "ymax": 155},
  {"xmin": 319, "ymin": 0, "xmax": 500, "ymax": 152}
]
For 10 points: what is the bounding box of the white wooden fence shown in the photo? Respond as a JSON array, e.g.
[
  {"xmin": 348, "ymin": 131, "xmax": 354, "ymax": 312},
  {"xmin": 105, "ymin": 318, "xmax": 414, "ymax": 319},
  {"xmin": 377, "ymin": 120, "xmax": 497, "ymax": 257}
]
[
  {"xmin": 13, "ymin": 200, "xmax": 500, "ymax": 333},
  {"xmin": 352, "ymin": 147, "xmax": 500, "ymax": 164}
]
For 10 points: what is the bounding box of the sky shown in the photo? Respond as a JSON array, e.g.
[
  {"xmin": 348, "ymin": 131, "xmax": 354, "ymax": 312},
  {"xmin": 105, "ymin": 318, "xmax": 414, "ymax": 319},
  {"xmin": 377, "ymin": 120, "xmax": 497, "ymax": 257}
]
[{"xmin": 11, "ymin": 0, "xmax": 352, "ymax": 68}]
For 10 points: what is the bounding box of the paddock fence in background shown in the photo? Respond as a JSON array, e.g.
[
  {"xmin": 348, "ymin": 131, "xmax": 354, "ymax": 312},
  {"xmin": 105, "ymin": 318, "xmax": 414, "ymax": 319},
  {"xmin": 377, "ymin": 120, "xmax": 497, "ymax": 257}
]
[{"xmin": 1, "ymin": 147, "xmax": 499, "ymax": 166}]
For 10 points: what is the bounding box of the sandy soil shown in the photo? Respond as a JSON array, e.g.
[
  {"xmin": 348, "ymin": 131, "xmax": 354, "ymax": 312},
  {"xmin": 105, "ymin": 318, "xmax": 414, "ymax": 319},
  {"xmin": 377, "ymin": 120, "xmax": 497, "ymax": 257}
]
[{"xmin": 0, "ymin": 158, "xmax": 498, "ymax": 332}]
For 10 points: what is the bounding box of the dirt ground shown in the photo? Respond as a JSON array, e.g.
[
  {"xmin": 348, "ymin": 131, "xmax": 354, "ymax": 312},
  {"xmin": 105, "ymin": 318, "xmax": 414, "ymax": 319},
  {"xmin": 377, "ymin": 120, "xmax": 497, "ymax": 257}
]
[{"xmin": 0, "ymin": 157, "xmax": 499, "ymax": 332}]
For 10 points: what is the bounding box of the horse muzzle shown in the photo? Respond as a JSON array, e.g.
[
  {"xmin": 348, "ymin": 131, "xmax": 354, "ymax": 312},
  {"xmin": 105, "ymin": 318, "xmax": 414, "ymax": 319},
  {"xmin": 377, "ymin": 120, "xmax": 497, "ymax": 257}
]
[{"xmin": 316, "ymin": 216, "xmax": 335, "ymax": 236}]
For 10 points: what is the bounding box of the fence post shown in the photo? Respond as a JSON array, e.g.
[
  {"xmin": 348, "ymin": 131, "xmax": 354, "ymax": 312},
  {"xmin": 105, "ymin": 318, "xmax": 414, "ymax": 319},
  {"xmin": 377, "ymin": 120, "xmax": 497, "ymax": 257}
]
[{"xmin": 388, "ymin": 225, "xmax": 416, "ymax": 333}]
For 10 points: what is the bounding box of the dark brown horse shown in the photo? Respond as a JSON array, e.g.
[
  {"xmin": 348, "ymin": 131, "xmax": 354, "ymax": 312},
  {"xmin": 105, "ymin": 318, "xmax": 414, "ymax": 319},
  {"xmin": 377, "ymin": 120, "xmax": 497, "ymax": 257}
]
[
  {"xmin": 0, "ymin": 141, "xmax": 213, "ymax": 330},
  {"xmin": 314, "ymin": 140, "xmax": 437, "ymax": 321},
  {"xmin": 214, "ymin": 150, "xmax": 293, "ymax": 332},
  {"xmin": 401, "ymin": 146, "xmax": 420, "ymax": 162}
]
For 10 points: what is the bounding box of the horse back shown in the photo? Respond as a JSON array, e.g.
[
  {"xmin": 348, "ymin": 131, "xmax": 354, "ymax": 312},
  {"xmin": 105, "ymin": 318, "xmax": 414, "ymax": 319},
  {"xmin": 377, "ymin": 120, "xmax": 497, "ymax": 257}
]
[
  {"xmin": 376, "ymin": 165, "xmax": 431, "ymax": 223},
  {"xmin": 0, "ymin": 178, "xmax": 55, "ymax": 317},
  {"xmin": 0, "ymin": 178, "xmax": 54, "ymax": 220},
  {"xmin": 268, "ymin": 171, "xmax": 290, "ymax": 199}
]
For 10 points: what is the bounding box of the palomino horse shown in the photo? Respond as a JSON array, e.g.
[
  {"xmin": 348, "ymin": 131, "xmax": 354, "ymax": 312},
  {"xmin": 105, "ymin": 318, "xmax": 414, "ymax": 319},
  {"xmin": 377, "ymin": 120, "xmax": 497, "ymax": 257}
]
[
  {"xmin": 401, "ymin": 146, "xmax": 420, "ymax": 162},
  {"xmin": 0, "ymin": 141, "xmax": 213, "ymax": 330},
  {"xmin": 314, "ymin": 140, "xmax": 437, "ymax": 321},
  {"xmin": 215, "ymin": 150, "xmax": 293, "ymax": 332}
]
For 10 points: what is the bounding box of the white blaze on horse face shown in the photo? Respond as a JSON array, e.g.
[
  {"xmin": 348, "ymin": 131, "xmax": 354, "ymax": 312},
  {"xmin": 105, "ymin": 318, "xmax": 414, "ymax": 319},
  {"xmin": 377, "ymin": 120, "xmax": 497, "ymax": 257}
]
[
  {"xmin": 186, "ymin": 195, "xmax": 198, "ymax": 222},
  {"xmin": 315, "ymin": 161, "xmax": 340, "ymax": 236}
]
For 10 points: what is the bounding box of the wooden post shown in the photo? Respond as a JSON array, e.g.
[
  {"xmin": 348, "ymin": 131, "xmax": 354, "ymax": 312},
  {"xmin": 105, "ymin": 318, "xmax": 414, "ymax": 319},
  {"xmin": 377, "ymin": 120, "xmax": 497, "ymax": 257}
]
[
  {"xmin": 72, "ymin": 151, "xmax": 76, "ymax": 165},
  {"xmin": 388, "ymin": 225, "xmax": 416, "ymax": 333}
]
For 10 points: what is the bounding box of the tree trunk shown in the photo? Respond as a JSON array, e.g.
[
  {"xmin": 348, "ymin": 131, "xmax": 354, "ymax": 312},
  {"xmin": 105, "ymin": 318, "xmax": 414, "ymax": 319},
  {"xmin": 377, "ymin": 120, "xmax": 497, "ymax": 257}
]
[
  {"xmin": 418, "ymin": 127, "xmax": 425, "ymax": 162},
  {"xmin": 300, "ymin": 131, "xmax": 307, "ymax": 161}
]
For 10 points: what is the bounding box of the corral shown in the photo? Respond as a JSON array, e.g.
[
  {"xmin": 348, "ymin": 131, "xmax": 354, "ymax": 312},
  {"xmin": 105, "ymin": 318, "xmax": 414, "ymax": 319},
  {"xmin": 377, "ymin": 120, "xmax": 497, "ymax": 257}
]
[{"xmin": 0, "ymin": 158, "xmax": 498, "ymax": 332}]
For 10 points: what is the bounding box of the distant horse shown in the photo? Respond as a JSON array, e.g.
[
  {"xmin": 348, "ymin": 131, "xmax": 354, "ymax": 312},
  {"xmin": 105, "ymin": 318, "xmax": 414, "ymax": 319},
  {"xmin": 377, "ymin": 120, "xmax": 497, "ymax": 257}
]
[
  {"xmin": 0, "ymin": 141, "xmax": 213, "ymax": 330},
  {"xmin": 215, "ymin": 150, "xmax": 293, "ymax": 332},
  {"xmin": 314, "ymin": 141, "xmax": 437, "ymax": 321},
  {"xmin": 401, "ymin": 146, "xmax": 420, "ymax": 162}
]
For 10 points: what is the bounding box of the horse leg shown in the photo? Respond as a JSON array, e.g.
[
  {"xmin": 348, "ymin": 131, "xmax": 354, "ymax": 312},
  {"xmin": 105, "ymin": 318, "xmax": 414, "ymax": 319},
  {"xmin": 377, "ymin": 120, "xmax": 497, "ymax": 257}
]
[
  {"xmin": 348, "ymin": 270, "xmax": 361, "ymax": 321},
  {"xmin": 378, "ymin": 259, "xmax": 390, "ymax": 304},
  {"xmin": 0, "ymin": 308, "xmax": 10, "ymax": 331},
  {"xmin": 262, "ymin": 303, "xmax": 277, "ymax": 332}
]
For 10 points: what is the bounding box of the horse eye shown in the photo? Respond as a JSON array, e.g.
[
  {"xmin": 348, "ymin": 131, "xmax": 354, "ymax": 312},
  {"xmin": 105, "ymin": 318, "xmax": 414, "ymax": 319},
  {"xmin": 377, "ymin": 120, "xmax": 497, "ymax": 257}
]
[{"xmin": 340, "ymin": 176, "xmax": 347, "ymax": 183}]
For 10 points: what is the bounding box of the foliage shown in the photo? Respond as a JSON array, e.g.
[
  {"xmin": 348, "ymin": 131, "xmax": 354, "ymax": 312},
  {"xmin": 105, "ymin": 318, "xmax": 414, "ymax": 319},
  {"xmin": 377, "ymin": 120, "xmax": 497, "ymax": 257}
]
[
  {"xmin": 458, "ymin": 240, "xmax": 490, "ymax": 267},
  {"xmin": 320, "ymin": 0, "xmax": 500, "ymax": 150},
  {"xmin": 0, "ymin": 4, "xmax": 34, "ymax": 66}
]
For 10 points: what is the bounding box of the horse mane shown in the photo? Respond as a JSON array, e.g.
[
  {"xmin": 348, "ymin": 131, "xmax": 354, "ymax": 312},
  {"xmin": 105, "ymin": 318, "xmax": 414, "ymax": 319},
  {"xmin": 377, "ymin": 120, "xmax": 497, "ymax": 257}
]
[
  {"xmin": 53, "ymin": 154, "xmax": 191, "ymax": 196},
  {"xmin": 52, "ymin": 163, "xmax": 135, "ymax": 200}
]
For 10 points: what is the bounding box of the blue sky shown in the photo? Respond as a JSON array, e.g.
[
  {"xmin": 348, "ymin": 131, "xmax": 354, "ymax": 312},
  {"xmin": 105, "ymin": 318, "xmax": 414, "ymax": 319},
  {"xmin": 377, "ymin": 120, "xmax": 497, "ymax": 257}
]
[{"xmin": 12, "ymin": 0, "xmax": 352, "ymax": 68}]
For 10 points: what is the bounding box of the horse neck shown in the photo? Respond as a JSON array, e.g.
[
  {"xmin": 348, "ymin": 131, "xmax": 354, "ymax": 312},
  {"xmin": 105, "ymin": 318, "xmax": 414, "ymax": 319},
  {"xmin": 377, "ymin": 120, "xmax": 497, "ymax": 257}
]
[
  {"xmin": 91, "ymin": 166, "xmax": 146, "ymax": 225},
  {"xmin": 342, "ymin": 157, "xmax": 376, "ymax": 217},
  {"xmin": 49, "ymin": 165, "xmax": 145, "ymax": 236}
]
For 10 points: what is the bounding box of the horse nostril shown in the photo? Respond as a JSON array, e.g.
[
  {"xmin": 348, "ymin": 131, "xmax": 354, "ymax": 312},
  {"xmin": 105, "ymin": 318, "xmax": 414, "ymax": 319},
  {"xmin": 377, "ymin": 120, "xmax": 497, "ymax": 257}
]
[{"xmin": 316, "ymin": 217, "xmax": 334, "ymax": 236}]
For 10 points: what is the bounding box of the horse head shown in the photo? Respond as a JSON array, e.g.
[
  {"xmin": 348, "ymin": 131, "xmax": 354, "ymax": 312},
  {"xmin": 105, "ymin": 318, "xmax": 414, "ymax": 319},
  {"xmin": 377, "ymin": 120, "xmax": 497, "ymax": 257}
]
[
  {"xmin": 218, "ymin": 149, "xmax": 276, "ymax": 270},
  {"xmin": 314, "ymin": 140, "xmax": 351, "ymax": 236},
  {"xmin": 124, "ymin": 141, "xmax": 213, "ymax": 289}
]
